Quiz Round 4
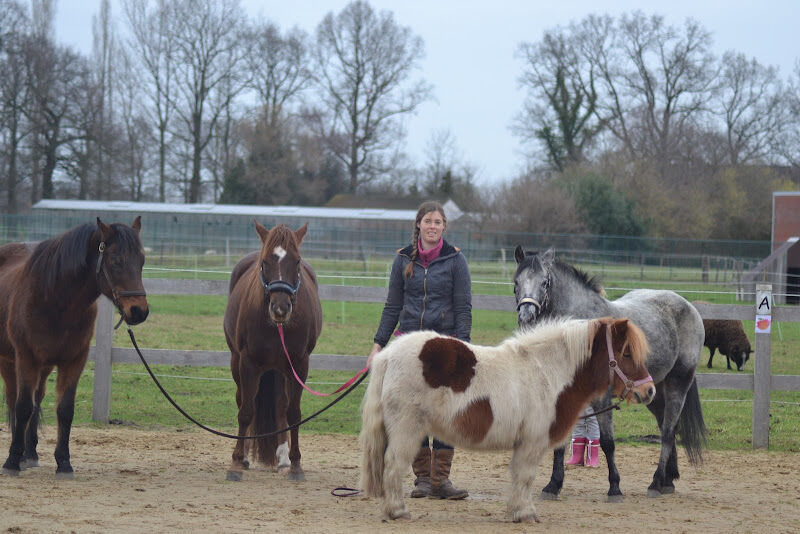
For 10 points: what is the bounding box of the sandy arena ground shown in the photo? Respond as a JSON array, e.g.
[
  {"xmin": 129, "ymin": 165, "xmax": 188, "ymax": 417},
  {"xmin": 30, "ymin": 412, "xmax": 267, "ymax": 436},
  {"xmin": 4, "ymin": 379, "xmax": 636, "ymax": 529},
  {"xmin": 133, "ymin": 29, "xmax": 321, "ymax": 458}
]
[{"xmin": 1, "ymin": 425, "xmax": 798, "ymax": 533}]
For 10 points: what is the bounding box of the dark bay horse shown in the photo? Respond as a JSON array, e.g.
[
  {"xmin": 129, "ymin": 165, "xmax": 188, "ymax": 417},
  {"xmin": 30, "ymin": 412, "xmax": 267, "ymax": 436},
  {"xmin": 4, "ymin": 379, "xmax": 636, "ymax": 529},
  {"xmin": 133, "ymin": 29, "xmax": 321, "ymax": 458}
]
[
  {"xmin": 0, "ymin": 218, "xmax": 149, "ymax": 478},
  {"xmin": 224, "ymin": 221, "xmax": 322, "ymax": 482},
  {"xmin": 513, "ymin": 246, "xmax": 706, "ymax": 500}
]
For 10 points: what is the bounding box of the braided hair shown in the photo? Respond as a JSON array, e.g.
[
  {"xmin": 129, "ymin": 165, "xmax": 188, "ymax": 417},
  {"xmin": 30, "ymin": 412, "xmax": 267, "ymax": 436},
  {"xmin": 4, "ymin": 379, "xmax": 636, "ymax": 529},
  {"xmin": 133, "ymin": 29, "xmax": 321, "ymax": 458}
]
[{"xmin": 403, "ymin": 201, "xmax": 447, "ymax": 279}]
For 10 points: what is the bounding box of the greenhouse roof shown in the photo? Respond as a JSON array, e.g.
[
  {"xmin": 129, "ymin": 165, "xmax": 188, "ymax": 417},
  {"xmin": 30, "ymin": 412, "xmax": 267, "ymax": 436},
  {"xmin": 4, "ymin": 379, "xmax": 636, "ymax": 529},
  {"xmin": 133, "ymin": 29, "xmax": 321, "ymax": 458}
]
[{"xmin": 31, "ymin": 200, "xmax": 422, "ymax": 221}]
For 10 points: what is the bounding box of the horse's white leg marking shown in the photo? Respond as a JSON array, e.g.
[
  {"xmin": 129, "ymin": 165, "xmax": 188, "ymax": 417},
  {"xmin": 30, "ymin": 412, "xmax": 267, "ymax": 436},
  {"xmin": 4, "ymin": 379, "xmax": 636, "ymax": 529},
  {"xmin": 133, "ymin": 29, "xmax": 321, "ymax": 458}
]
[
  {"xmin": 508, "ymin": 439, "xmax": 546, "ymax": 523},
  {"xmin": 276, "ymin": 442, "xmax": 290, "ymax": 470}
]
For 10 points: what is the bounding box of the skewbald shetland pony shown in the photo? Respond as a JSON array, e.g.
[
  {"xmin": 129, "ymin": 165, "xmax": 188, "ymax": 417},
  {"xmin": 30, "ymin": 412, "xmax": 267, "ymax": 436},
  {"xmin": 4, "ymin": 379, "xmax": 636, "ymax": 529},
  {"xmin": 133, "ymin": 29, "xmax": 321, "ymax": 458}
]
[{"xmin": 359, "ymin": 316, "xmax": 654, "ymax": 523}]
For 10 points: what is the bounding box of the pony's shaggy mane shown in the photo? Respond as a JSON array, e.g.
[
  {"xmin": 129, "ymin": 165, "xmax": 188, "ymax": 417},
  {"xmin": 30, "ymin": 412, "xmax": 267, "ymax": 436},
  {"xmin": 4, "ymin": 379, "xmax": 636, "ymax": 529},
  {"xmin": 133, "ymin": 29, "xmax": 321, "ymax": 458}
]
[
  {"xmin": 554, "ymin": 258, "xmax": 604, "ymax": 296},
  {"xmin": 505, "ymin": 316, "xmax": 649, "ymax": 372},
  {"xmin": 504, "ymin": 318, "xmax": 592, "ymax": 369},
  {"xmin": 515, "ymin": 251, "xmax": 604, "ymax": 296}
]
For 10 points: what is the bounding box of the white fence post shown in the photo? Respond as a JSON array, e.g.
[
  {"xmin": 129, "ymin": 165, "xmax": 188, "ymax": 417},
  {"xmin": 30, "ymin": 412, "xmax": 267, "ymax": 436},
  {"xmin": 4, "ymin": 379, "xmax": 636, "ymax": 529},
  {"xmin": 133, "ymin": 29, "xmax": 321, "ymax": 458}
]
[
  {"xmin": 753, "ymin": 284, "xmax": 772, "ymax": 449},
  {"xmin": 91, "ymin": 296, "xmax": 114, "ymax": 423}
]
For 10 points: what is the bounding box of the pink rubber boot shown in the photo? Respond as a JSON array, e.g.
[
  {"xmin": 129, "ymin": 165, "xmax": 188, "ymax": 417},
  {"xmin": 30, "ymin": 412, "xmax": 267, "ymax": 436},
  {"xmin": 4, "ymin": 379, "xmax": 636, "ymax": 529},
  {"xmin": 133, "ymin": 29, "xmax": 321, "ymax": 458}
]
[
  {"xmin": 586, "ymin": 439, "xmax": 600, "ymax": 467},
  {"xmin": 565, "ymin": 437, "xmax": 587, "ymax": 466}
]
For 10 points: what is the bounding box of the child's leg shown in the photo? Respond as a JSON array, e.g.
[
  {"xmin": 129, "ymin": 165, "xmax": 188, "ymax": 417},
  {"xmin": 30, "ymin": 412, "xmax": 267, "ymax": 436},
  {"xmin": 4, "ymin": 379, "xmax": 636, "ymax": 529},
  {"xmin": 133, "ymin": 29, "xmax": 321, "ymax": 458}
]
[
  {"xmin": 585, "ymin": 412, "xmax": 601, "ymax": 467},
  {"xmin": 566, "ymin": 409, "xmax": 590, "ymax": 466}
]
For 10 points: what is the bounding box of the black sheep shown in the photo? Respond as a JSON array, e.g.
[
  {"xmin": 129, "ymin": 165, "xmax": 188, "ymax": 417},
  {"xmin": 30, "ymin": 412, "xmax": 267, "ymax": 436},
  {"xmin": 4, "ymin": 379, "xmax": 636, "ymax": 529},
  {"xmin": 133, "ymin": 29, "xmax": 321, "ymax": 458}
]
[{"xmin": 701, "ymin": 317, "xmax": 752, "ymax": 371}]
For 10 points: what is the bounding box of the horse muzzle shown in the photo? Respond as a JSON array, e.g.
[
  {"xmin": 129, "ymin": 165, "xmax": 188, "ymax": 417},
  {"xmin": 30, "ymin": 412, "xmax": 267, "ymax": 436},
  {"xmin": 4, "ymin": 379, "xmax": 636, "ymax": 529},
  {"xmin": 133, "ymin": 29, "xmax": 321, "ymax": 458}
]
[
  {"xmin": 628, "ymin": 381, "xmax": 656, "ymax": 405},
  {"xmin": 124, "ymin": 305, "xmax": 149, "ymax": 325},
  {"xmin": 269, "ymin": 299, "xmax": 293, "ymax": 325},
  {"xmin": 516, "ymin": 297, "xmax": 541, "ymax": 326}
]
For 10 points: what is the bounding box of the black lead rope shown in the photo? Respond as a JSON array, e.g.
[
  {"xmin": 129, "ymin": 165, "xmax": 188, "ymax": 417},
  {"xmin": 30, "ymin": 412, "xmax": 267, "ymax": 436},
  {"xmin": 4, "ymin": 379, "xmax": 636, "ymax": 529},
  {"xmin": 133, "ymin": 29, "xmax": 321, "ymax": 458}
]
[
  {"xmin": 126, "ymin": 327, "xmax": 369, "ymax": 440},
  {"xmin": 580, "ymin": 401, "xmax": 622, "ymax": 419}
]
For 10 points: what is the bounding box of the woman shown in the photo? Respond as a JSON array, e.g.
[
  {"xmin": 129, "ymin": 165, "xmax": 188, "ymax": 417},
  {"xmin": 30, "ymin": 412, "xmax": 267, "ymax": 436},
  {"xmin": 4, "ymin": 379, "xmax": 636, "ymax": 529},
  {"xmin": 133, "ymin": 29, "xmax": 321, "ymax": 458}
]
[{"xmin": 367, "ymin": 200, "xmax": 472, "ymax": 500}]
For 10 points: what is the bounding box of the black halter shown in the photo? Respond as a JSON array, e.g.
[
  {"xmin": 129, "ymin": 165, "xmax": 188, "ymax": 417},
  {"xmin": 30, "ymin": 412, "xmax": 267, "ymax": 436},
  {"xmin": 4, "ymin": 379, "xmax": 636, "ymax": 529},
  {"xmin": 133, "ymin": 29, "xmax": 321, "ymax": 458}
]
[
  {"xmin": 260, "ymin": 263, "xmax": 302, "ymax": 303},
  {"xmin": 95, "ymin": 241, "xmax": 147, "ymax": 328}
]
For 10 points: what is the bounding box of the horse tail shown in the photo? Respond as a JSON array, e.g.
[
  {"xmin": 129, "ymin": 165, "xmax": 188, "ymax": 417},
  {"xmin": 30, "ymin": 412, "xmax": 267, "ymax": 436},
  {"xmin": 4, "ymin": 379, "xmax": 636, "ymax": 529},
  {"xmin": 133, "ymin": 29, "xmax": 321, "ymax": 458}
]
[
  {"xmin": 359, "ymin": 356, "xmax": 388, "ymax": 497},
  {"xmin": 677, "ymin": 376, "xmax": 707, "ymax": 466},
  {"xmin": 251, "ymin": 370, "xmax": 280, "ymax": 466}
]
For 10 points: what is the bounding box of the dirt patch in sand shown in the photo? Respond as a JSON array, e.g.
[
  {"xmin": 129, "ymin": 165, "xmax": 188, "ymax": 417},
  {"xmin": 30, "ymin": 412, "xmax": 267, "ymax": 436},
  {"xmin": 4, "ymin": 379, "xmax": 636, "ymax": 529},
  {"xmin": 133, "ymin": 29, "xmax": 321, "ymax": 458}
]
[{"xmin": 1, "ymin": 425, "xmax": 798, "ymax": 533}]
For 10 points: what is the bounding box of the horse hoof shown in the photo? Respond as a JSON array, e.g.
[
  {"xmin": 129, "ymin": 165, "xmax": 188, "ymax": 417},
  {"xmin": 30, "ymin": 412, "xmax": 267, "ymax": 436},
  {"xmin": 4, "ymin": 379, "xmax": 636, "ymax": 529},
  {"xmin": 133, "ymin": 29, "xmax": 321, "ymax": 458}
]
[
  {"xmin": 55, "ymin": 470, "xmax": 75, "ymax": 480},
  {"xmin": 646, "ymin": 488, "xmax": 662, "ymax": 498},
  {"xmin": 226, "ymin": 470, "xmax": 243, "ymax": 482},
  {"xmin": 389, "ymin": 510, "xmax": 411, "ymax": 521},
  {"xmin": 21, "ymin": 458, "xmax": 39, "ymax": 470},
  {"xmin": 539, "ymin": 491, "xmax": 559, "ymax": 501},
  {"xmin": 277, "ymin": 465, "xmax": 290, "ymax": 475},
  {"xmin": 661, "ymin": 486, "xmax": 675, "ymax": 494},
  {"xmin": 606, "ymin": 494, "xmax": 624, "ymax": 503},
  {"xmin": 1, "ymin": 467, "xmax": 20, "ymax": 477},
  {"xmin": 514, "ymin": 513, "xmax": 540, "ymax": 523},
  {"xmin": 242, "ymin": 459, "xmax": 250, "ymax": 470},
  {"xmin": 288, "ymin": 470, "xmax": 306, "ymax": 482}
]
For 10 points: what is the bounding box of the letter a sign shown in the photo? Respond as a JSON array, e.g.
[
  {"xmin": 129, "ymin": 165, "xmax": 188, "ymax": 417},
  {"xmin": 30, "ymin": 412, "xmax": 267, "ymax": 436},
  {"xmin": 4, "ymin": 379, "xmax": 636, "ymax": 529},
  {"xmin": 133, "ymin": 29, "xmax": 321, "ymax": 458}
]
[
  {"xmin": 756, "ymin": 290, "xmax": 772, "ymax": 315},
  {"xmin": 755, "ymin": 286, "xmax": 772, "ymax": 334}
]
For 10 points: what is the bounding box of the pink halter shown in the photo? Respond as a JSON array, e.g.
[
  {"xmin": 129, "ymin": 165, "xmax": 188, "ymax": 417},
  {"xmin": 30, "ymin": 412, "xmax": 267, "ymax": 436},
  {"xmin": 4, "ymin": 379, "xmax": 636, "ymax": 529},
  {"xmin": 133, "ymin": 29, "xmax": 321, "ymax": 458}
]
[{"xmin": 606, "ymin": 324, "xmax": 653, "ymax": 398}]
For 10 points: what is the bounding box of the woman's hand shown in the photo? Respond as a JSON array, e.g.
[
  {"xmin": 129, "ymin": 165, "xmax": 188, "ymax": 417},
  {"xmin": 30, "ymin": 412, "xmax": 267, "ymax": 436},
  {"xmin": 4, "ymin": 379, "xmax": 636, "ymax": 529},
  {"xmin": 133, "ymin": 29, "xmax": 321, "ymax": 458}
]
[{"xmin": 367, "ymin": 343, "xmax": 382, "ymax": 368}]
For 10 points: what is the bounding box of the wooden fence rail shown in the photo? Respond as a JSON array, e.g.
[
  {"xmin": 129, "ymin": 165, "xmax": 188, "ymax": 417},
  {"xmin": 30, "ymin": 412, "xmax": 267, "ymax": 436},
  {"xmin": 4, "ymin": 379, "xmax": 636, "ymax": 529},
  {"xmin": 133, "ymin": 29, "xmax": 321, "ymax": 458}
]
[{"xmin": 90, "ymin": 279, "xmax": 800, "ymax": 449}]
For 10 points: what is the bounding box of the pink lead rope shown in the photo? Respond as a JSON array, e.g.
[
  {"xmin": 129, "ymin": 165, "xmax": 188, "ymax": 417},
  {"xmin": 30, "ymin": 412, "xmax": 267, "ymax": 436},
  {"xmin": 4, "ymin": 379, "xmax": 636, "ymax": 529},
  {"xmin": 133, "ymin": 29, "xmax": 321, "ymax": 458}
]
[{"xmin": 278, "ymin": 324, "xmax": 369, "ymax": 397}]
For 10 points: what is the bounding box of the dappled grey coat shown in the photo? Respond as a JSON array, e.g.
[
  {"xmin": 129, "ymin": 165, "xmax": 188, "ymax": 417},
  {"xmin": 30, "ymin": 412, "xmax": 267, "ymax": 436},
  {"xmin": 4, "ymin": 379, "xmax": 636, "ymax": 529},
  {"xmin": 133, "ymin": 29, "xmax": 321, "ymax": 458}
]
[{"xmin": 373, "ymin": 240, "xmax": 472, "ymax": 347}]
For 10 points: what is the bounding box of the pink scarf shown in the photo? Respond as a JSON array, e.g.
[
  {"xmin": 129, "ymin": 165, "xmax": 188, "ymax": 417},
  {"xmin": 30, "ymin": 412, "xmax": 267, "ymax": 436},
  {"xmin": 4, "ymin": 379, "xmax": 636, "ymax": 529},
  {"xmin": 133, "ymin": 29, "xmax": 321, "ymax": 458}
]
[{"xmin": 418, "ymin": 238, "xmax": 443, "ymax": 267}]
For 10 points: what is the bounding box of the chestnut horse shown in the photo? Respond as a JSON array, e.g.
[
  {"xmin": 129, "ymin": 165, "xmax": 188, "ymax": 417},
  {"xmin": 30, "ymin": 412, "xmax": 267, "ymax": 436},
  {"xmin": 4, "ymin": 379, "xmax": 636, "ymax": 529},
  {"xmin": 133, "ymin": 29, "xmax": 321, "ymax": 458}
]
[
  {"xmin": 224, "ymin": 221, "xmax": 322, "ymax": 482},
  {"xmin": 360, "ymin": 316, "xmax": 655, "ymax": 523},
  {"xmin": 0, "ymin": 218, "xmax": 149, "ymax": 478}
]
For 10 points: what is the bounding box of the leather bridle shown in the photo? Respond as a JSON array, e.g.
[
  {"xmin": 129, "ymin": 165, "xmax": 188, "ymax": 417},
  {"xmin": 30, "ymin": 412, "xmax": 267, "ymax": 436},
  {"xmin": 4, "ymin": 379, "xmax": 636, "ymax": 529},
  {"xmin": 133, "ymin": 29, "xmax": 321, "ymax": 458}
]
[
  {"xmin": 260, "ymin": 263, "xmax": 301, "ymax": 303},
  {"xmin": 95, "ymin": 240, "xmax": 147, "ymax": 328}
]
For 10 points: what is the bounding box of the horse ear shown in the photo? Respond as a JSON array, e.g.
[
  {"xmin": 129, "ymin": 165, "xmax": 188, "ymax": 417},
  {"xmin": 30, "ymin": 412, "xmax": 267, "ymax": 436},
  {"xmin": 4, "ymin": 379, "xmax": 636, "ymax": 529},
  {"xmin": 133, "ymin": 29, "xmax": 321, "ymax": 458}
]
[
  {"xmin": 295, "ymin": 222, "xmax": 309, "ymax": 245},
  {"xmin": 514, "ymin": 245, "xmax": 525, "ymax": 264},
  {"xmin": 131, "ymin": 216, "xmax": 142, "ymax": 234},
  {"xmin": 541, "ymin": 247, "xmax": 555, "ymax": 267},
  {"xmin": 254, "ymin": 219, "xmax": 269, "ymax": 244},
  {"xmin": 612, "ymin": 318, "xmax": 629, "ymax": 334},
  {"xmin": 97, "ymin": 217, "xmax": 114, "ymax": 241}
]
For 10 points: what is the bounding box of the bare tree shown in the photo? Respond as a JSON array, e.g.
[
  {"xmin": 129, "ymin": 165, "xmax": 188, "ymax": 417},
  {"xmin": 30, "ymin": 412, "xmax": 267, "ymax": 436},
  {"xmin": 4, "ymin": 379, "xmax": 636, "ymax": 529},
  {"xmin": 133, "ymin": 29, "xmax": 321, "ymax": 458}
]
[
  {"xmin": 773, "ymin": 61, "xmax": 800, "ymax": 170},
  {"xmin": 589, "ymin": 12, "xmax": 717, "ymax": 178},
  {"xmin": 245, "ymin": 21, "xmax": 311, "ymax": 131},
  {"xmin": 122, "ymin": 0, "xmax": 178, "ymax": 202},
  {"xmin": 313, "ymin": 0, "xmax": 432, "ymax": 193},
  {"xmin": 716, "ymin": 51, "xmax": 787, "ymax": 165},
  {"xmin": 515, "ymin": 25, "xmax": 605, "ymax": 171},
  {"xmin": 170, "ymin": 0, "xmax": 248, "ymax": 203},
  {"xmin": 90, "ymin": 0, "xmax": 116, "ymax": 198},
  {"xmin": 25, "ymin": 40, "xmax": 89, "ymax": 200},
  {"xmin": 0, "ymin": 1, "xmax": 31, "ymax": 213},
  {"xmin": 421, "ymin": 129, "xmax": 479, "ymax": 208},
  {"xmin": 487, "ymin": 174, "xmax": 585, "ymax": 234}
]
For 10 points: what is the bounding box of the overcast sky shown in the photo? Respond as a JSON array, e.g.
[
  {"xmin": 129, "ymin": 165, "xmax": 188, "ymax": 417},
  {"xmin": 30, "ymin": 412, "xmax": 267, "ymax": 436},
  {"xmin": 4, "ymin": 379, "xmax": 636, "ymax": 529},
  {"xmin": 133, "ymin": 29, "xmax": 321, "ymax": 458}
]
[{"xmin": 54, "ymin": 0, "xmax": 800, "ymax": 187}]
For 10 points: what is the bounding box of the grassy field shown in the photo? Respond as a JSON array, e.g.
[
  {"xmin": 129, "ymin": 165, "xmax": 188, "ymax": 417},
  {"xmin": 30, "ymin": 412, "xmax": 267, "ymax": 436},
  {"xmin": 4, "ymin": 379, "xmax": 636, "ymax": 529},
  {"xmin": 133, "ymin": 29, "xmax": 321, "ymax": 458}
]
[{"xmin": 3, "ymin": 255, "xmax": 799, "ymax": 453}]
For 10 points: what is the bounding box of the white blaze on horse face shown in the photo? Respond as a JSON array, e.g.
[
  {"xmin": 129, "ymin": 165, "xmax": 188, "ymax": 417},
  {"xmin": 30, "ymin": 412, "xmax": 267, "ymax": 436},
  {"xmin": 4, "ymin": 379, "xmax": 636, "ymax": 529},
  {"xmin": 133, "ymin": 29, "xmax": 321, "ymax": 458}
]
[{"xmin": 273, "ymin": 246, "xmax": 287, "ymax": 280}]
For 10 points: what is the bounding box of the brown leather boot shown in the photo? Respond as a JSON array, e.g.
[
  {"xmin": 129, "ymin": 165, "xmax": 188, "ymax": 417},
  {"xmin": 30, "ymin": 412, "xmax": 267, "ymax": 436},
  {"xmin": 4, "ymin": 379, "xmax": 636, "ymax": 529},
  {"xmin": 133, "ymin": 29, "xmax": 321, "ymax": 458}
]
[
  {"xmin": 429, "ymin": 448, "xmax": 468, "ymax": 500},
  {"xmin": 409, "ymin": 446, "xmax": 432, "ymax": 498}
]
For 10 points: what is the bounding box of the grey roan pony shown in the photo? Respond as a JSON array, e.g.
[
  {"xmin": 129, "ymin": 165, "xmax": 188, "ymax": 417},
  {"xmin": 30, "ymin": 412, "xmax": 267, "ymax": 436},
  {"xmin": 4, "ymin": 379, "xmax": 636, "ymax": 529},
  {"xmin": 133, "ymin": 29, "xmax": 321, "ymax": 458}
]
[{"xmin": 513, "ymin": 246, "xmax": 706, "ymax": 501}]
